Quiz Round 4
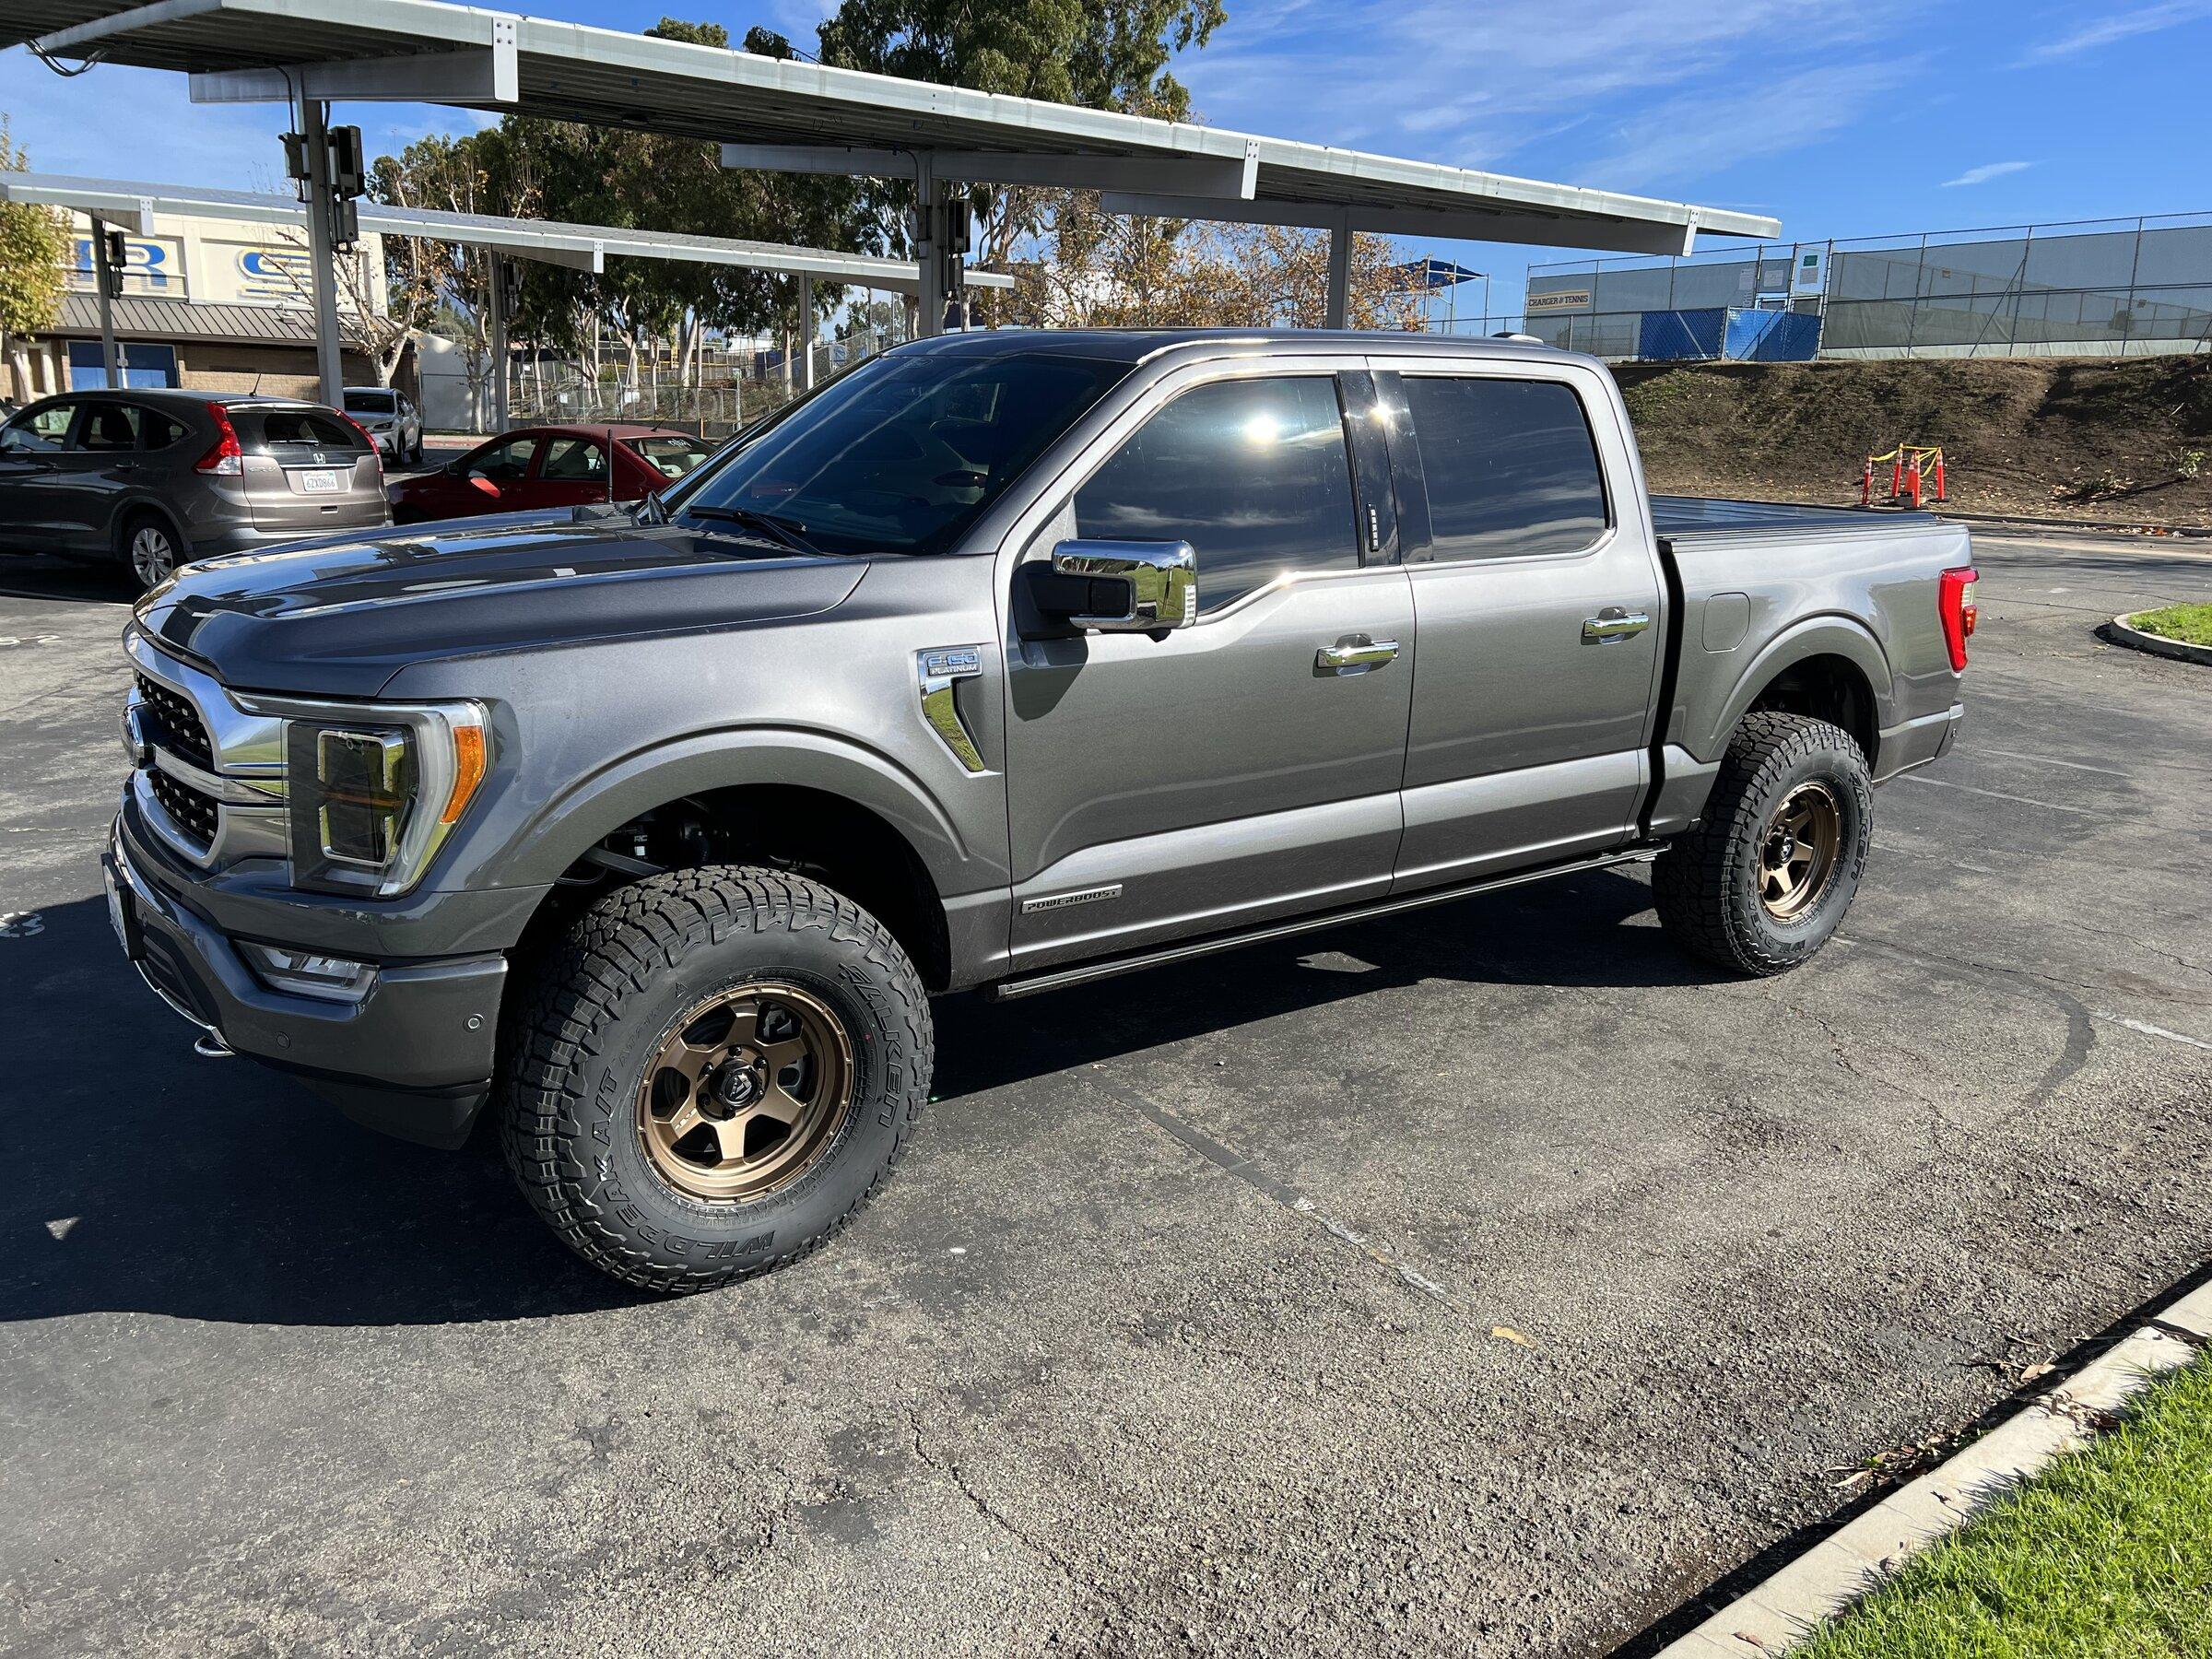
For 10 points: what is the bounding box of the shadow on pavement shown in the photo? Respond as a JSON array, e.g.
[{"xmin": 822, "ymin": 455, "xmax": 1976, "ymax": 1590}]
[
  {"xmin": 0, "ymin": 868, "xmax": 1713, "ymax": 1329},
  {"xmin": 0, "ymin": 554, "xmax": 135, "ymax": 606}
]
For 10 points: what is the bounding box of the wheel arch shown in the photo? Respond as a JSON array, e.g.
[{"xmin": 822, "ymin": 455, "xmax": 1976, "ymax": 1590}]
[
  {"xmin": 112, "ymin": 496, "xmax": 189, "ymax": 563},
  {"xmin": 1698, "ymin": 618, "xmax": 1892, "ymax": 769}
]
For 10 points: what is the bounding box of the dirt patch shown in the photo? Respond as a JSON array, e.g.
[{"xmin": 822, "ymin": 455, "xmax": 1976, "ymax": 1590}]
[{"xmin": 1615, "ymin": 355, "xmax": 2212, "ymax": 526}]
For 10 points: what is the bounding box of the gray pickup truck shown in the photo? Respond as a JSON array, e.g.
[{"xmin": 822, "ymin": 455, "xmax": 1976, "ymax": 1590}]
[{"xmin": 104, "ymin": 330, "xmax": 1977, "ymax": 1292}]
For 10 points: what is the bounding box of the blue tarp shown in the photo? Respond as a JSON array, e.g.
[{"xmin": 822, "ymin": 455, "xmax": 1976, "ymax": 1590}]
[{"xmin": 1636, "ymin": 307, "xmax": 1821, "ymax": 362}]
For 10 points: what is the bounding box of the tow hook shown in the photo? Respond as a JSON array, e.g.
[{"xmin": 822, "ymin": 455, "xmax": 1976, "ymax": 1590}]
[{"xmin": 193, "ymin": 1032, "xmax": 236, "ymax": 1060}]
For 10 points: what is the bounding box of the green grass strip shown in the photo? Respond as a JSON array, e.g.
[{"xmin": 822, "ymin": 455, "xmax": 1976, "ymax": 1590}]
[
  {"xmin": 2126, "ymin": 604, "xmax": 2212, "ymax": 648},
  {"xmin": 1798, "ymin": 1353, "xmax": 2212, "ymax": 1658}
]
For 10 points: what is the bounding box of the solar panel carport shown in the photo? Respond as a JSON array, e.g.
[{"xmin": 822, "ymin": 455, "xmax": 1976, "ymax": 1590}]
[{"xmin": 8, "ymin": 0, "xmax": 1782, "ymax": 404}]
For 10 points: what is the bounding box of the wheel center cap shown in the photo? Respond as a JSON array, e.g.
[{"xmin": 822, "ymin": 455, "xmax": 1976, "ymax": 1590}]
[
  {"xmin": 710, "ymin": 1059, "xmax": 760, "ymax": 1112},
  {"xmin": 1773, "ymin": 831, "xmax": 1796, "ymax": 863}
]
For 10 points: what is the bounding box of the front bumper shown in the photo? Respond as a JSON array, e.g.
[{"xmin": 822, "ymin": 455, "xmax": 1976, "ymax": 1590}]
[{"xmin": 105, "ymin": 810, "xmax": 505, "ymax": 1148}]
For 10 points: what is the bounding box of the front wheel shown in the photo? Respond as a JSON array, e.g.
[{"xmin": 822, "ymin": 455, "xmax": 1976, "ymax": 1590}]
[
  {"xmin": 1653, "ymin": 712, "xmax": 1874, "ymax": 976},
  {"xmin": 500, "ymin": 867, "xmax": 933, "ymax": 1293}
]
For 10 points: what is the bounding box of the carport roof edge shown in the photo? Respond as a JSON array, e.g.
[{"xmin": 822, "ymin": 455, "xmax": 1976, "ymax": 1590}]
[
  {"xmin": 0, "ymin": 171, "xmax": 1013, "ymax": 291},
  {"xmin": 8, "ymin": 0, "xmax": 1783, "ymax": 253}
]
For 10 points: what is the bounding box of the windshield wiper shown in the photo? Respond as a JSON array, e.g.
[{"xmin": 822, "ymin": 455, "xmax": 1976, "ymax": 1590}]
[{"xmin": 679, "ymin": 504, "xmax": 822, "ymax": 555}]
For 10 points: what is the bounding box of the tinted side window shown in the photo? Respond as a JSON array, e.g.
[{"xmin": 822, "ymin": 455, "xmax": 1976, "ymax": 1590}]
[
  {"xmin": 142, "ymin": 410, "xmax": 189, "ymax": 450},
  {"xmin": 1401, "ymin": 377, "xmax": 1608, "ymax": 561},
  {"xmin": 1073, "ymin": 376, "xmax": 1359, "ymax": 613},
  {"xmin": 78, "ymin": 404, "xmax": 141, "ymax": 453}
]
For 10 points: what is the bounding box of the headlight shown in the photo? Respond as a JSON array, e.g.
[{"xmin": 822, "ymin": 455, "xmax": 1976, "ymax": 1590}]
[{"xmin": 257, "ymin": 700, "xmax": 488, "ymax": 897}]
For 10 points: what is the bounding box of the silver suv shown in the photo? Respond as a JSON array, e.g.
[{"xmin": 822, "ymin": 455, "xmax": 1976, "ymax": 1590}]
[{"xmin": 0, "ymin": 389, "xmax": 390, "ymax": 591}]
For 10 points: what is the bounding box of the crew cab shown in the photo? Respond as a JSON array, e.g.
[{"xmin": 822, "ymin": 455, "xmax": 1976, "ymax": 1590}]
[{"xmin": 104, "ymin": 331, "xmax": 1974, "ymax": 1292}]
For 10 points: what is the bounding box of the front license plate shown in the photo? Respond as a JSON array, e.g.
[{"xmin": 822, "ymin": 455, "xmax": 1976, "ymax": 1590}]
[
  {"xmin": 103, "ymin": 861, "xmax": 140, "ymax": 961},
  {"xmin": 299, "ymin": 469, "xmax": 342, "ymax": 493}
]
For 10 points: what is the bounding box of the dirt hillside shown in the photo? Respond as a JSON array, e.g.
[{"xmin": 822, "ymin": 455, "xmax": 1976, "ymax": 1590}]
[{"xmin": 1613, "ymin": 355, "xmax": 2212, "ymax": 526}]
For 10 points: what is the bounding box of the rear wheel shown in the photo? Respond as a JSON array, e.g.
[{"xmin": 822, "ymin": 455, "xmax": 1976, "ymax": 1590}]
[
  {"xmin": 118, "ymin": 513, "xmax": 183, "ymax": 594},
  {"xmin": 1653, "ymin": 712, "xmax": 1873, "ymax": 975},
  {"xmin": 500, "ymin": 866, "xmax": 933, "ymax": 1293}
]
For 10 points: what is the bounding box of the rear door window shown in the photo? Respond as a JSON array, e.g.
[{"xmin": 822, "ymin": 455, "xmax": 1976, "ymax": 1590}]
[
  {"xmin": 1072, "ymin": 375, "xmax": 1361, "ymax": 613},
  {"xmin": 1398, "ymin": 376, "xmax": 1609, "ymax": 561},
  {"xmin": 469, "ymin": 434, "xmax": 539, "ymax": 481},
  {"xmin": 540, "ymin": 436, "xmax": 607, "ymax": 482},
  {"xmin": 76, "ymin": 403, "xmax": 142, "ymax": 453}
]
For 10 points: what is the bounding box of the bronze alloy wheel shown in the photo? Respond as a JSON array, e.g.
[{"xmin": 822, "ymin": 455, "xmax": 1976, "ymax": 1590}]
[
  {"xmin": 636, "ymin": 982, "xmax": 855, "ymax": 1203},
  {"xmin": 1758, "ymin": 780, "xmax": 1842, "ymax": 920}
]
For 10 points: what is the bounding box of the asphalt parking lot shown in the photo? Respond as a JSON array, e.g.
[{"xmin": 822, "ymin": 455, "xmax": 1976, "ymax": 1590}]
[{"xmin": 2, "ymin": 529, "xmax": 2209, "ymax": 1657}]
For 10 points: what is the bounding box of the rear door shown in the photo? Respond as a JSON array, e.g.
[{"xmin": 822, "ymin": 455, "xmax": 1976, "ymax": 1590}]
[
  {"xmin": 1382, "ymin": 360, "xmax": 1665, "ymax": 890},
  {"xmin": 235, "ymin": 405, "xmax": 385, "ymax": 535},
  {"xmin": 63, "ymin": 398, "xmax": 148, "ymax": 552},
  {"xmin": 1001, "ymin": 361, "xmax": 1416, "ymax": 970},
  {"xmin": 532, "ymin": 432, "xmax": 613, "ymax": 509}
]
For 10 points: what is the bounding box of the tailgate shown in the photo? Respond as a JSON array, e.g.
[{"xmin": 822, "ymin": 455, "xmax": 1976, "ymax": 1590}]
[{"xmin": 233, "ymin": 405, "xmax": 387, "ymax": 533}]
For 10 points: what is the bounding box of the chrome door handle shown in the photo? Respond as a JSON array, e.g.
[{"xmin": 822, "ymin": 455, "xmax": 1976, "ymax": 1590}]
[
  {"xmin": 1582, "ymin": 607, "xmax": 1651, "ymax": 642},
  {"xmin": 1316, "ymin": 636, "xmax": 1400, "ymax": 674}
]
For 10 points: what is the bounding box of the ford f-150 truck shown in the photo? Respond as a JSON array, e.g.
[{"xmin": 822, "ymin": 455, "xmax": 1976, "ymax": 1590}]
[{"xmin": 104, "ymin": 330, "xmax": 1976, "ymax": 1292}]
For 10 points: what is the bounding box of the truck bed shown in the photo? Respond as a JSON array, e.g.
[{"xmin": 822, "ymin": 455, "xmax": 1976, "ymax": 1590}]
[{"xmin": 1650, "ymin": 494, "xmax": 1939, "ymax": 545}]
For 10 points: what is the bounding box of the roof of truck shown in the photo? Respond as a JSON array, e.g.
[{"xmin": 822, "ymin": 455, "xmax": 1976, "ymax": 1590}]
[{"xmin": 898, "ymin": 328, "xmax": 1571, "ymax": 366}]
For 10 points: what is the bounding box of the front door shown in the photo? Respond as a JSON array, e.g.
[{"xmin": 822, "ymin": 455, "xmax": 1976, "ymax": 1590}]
[
  {"xmin": 1002, "ymin": 366, "xmax": 1415, "ymax": 971},
  {"xmin": 1380, "ymin": 363, "xmax": 1664, "ymax": 889},
  {"xmin": 0, "ymin": 400, "xmax": 85, "ymax": 544}
]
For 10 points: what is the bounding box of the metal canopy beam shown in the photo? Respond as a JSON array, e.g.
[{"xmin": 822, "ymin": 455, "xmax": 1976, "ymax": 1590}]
[
  {"xmin": 0, "ymin": 172, "xmax": 1012, "ymax": 292},
  {"xmin": 720, "ymin": 141, "xmax": 1260, "ymax": 199},
  {"xmin": 191, "ymin": 34, "xmax": 517, "ymax": 105},
  {"xmin": 1100, "ymin": 192, "xmax": 1703, "ymax": 257}
]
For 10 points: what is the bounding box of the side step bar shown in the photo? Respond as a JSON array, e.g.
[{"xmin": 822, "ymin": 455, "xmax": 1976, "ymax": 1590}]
[{"xmin": 987, "ymin": 845, "xmax": 1661, "ymax": 1002}]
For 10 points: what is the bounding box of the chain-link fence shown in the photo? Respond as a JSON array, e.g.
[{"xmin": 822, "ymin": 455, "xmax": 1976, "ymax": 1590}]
[
  {"xmin": 507, "ymin": 324, "xmax": 908, "ymax": 437},
  {"xmin": 1523, "ymin": 212, "xmax": 2212, "ymax": 362}
]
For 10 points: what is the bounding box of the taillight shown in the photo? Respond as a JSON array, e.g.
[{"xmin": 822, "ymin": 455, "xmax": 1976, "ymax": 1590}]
[
  {"xmin": 194, "ymin": 403, "xmax": 243, "ymax": 476},
  {"xmin": 1939, "ymin": 565, "xmax": 1979, "ymax": 672},
  {"xmin": 338, "ymin": 413, "xmax": 383, "ymax": 472}
]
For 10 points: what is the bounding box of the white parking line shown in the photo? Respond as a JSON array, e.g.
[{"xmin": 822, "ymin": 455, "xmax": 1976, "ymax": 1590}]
[
  {"xmin": 2093, "ymin": 1012, "xmax": 2212, "ymax": 1052},
  {"xmin": 1894, "ymin": 774, "xmax": 2101, "ymax": 816}
]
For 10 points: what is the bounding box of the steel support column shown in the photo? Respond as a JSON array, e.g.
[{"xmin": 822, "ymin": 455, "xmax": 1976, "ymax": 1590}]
[
  {"xmin": 1324, "ymin": 212, "xmax": 1351, "ymax": 329},
  {"xmin": 88, "ymin": 213, "xmax": 123, "ymax": 388},
  {"xmin": 798, "ymin": 271, "xmax": 816, "ymax": 390},
  {"xmin": 488, "ymin": 255, "xmax": 510, "ymax": 431},
  {"xmin": 914, "ymin": 156, "xmax": 943, "ymax": 340},
  {"xmin": 299, "ymin": 98, "xmax": 345, "ymax": 408}
]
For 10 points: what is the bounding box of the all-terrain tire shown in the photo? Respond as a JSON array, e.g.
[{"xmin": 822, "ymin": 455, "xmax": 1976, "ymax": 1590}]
[
  {"xmin": 1653, "ymin": 712, "xmax": 1874, "ymax": 977},
  {"xmin": 500, "ymin": 866, "xmax": 933, "ymax": 1293}
]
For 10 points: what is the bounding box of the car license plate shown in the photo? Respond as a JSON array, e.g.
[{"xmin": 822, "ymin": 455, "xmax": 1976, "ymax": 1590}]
[
  {"xmin": 299, "ymin": 469, "xmax": 342, "ymax": 493},
  {"xmin": 103, "ymin": 860, "xmax": 140, "ymax": 960}
]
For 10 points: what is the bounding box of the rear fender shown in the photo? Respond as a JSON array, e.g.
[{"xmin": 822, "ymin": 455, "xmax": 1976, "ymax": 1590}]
[{"xmin": 1688, "ymin": 616, "xmax": 1894, "ymax": 762}]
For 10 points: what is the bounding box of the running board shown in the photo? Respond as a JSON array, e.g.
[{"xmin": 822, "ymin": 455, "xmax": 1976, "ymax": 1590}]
[{"xmin": 987, "ymin": 845, "xmax": 1661, "ymax": 1002}]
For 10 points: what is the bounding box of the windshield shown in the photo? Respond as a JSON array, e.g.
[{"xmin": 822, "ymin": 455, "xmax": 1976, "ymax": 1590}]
[
  {"xmin": 346, "ymin": 390, "xmax": 396, "ymax": 414},
  {"xmin": 666, "ymin": 348, "xmax": 1130, "ymax": 557}
]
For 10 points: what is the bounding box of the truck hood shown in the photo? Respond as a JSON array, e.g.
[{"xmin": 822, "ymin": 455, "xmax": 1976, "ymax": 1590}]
[{"xmin": 134, "ymin": 511, "xmax": 869, "ymax": 698}]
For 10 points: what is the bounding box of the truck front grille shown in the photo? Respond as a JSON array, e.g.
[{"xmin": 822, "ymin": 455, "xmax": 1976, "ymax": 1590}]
[
  {"xmin": 147, "ymin": 767, "xmax": 219, "ymax": 851},
  {"xmin": 135, "ymin": 673, "xmax": 215, "ymax": 771}
]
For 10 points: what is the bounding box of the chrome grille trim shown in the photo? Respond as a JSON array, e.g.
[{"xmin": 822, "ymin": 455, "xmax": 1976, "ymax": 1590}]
[{"xmin": 124, "ymin": 630, "xmax": 291, "ymax": 870}]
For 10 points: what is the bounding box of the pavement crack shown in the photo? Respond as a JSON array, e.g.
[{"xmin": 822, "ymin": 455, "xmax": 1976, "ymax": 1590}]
[{"xmin": 900, "ymin": 1402, "xmax": 1089, "ymax": 1589}]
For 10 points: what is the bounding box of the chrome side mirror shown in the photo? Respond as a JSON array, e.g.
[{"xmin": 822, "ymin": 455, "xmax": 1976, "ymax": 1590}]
[{"xmin": 1046, "ymin": 538, "xmax": 1196, "ymax": 634}]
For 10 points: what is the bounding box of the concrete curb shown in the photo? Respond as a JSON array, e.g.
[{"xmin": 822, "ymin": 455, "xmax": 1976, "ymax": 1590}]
[
  {"xmin": 1654, "ymin": 1279, "xmax": 2212, "ymax": 1657},
  {"xmin": 2101, "ymin": 613, "xmax": 2212, "ymax": 666}
]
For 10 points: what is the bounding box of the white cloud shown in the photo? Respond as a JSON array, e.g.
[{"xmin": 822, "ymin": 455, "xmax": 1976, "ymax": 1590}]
[
  {"xmin": 1574, "ymin": 59, "xmax": 1913, "ymax": 190},
  {"xmin": 2017, "ymin": 0, "xmax": 2212, "ymax": 63},
  {"xmin": 1940, "ymin": 160, "xmax": 2034, "ymax": 188},
  {"xmin": 1177, "ymin": 0, "xmax": 1919, "ymax": 189}
]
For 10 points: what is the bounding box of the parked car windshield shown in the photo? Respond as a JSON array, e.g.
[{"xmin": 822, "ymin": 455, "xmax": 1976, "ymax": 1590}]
[
  {"xmin": 665, "ymin": 349, "xmax": 1131, "ymax": 558},
  {"xmin": 345, "ymin": 390, "xmax": 397, "ymax": 415}
]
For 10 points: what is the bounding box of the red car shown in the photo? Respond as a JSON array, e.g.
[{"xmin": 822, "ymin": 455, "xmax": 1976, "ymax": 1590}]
[{"xmin": 387, "ymin": 424, "xmax": 715, "ymax": 524}]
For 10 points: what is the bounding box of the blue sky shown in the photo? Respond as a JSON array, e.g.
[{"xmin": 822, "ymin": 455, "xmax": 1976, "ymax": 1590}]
[{"xmin": 5, "ymin": 0, "xmax": 2210, "ymax": 321}]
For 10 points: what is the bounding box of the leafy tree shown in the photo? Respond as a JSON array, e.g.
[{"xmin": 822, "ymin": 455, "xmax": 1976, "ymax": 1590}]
[{"xmin": 0, "ymin": 119, "xmax": 69, "ymax": 399}]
